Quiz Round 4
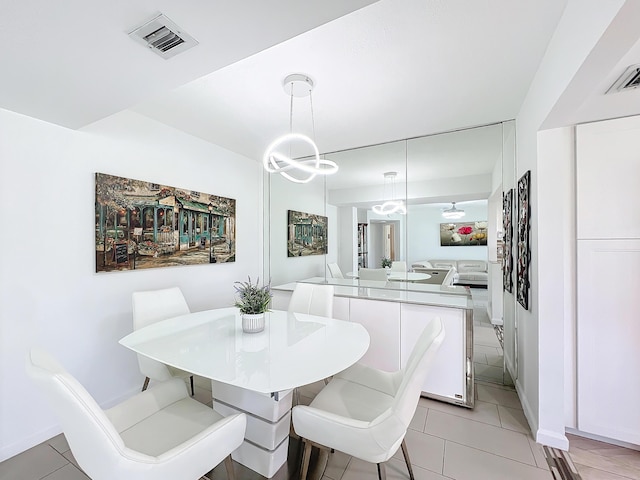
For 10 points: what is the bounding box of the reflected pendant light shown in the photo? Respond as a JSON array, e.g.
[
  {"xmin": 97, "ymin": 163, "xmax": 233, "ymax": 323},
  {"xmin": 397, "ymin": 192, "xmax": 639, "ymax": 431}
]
[
  {"xmin": 372, "ymin": 171, "xmax": 407, "ymax": 215},
  {"xmin": 263, "ymin": 74, "xmax": 338, "ymax": 184},
  {"xmin": 442, "ymin": 202, "xmax": 465, "ymax": 219}
]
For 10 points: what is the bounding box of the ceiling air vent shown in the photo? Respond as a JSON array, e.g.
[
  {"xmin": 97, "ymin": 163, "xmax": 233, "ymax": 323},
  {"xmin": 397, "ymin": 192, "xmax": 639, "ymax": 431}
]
[
  {"xmin": 128, "ymin": 14, "xmax": 198, "ymax": 59},
  {"xmin": 606, "ymin": 64, "xmax": 640, "ymax": 94}
]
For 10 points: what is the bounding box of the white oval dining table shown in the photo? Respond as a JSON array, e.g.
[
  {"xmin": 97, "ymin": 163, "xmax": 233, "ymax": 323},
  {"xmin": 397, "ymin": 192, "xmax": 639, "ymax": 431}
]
[{"xmin": 119, "ymin": 307, "xmax": 370, "ymax": 395}]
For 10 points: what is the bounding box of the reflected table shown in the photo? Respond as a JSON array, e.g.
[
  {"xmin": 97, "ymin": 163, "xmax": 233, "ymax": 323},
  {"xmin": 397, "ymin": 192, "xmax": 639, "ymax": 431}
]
[
  {"xmin": 119, "ymin": 308, "xmax": 369, "ymax": 478},
  {"xmin": 346, "ymin": 271, "xmax": 432, "ymax": 282}
]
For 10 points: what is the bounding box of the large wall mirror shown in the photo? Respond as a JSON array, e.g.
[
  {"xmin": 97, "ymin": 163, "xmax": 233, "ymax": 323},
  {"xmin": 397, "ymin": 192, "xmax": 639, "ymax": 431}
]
[{"xmin": 264, "ymin": 120, "xmax": 516, "ymax": 385}]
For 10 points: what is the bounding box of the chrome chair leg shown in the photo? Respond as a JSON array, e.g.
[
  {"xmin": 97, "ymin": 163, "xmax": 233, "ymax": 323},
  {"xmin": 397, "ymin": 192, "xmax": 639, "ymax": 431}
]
[
  {"xmin": 299, "ymin": 439, "xmax": 313, "ymax": 480},
  {"xmin": 141, "ymin": 376, "xmax": 150, "ymax": 392},
  {"xmin": 400, "ymin": 439, "xmax": 415, "ymax": 480},
  {"xmin": 376, "ymin": 462, "xmax": 387, "ymax": 480},
  {"xmin": 224, "ymin": 454, "xmax": 236, "ymax": 480},
  {"xmin": 190, "ymin": 375, "xmax": 195, "ymax": 396}
]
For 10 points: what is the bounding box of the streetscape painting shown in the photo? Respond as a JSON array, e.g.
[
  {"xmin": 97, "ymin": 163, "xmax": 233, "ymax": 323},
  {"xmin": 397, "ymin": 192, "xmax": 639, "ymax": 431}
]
[
  {"xmin": 95, "ymin": 173, "xmax": 236, "ymax": 272},
  {"xmin": 287, "ymin": 210, "xmax": 328, "ymax": 257}
]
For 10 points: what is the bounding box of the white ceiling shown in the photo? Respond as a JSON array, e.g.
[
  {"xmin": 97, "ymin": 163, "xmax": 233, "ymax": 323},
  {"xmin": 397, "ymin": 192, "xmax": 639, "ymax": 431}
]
[
  {"xmin": 0, "ymin": 0, "xmax": 377, "ymax": 129},
  {"xmin": 3, "ymin": 0, "xmax": 640, "ymax": 187},
  {"xmin": 131, "ymin": 0, "xmax": 567, "ymax": 160}
]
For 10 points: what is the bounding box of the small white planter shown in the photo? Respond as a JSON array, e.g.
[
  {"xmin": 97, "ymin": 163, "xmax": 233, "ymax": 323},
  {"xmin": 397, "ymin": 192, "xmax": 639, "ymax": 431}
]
[{"xmin": 242, "ymin": 313, "xmax": 266, "ymax": 333}]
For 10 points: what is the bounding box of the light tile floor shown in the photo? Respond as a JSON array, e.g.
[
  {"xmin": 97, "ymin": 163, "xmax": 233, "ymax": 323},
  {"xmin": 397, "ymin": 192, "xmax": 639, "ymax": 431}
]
[
  {"xmin": 4, "ymin": 326, "xmax": 638, "ymax": 479},
  {"xmin": 0, "ymin": 376, "xmax": 555, "ymax": 480}
]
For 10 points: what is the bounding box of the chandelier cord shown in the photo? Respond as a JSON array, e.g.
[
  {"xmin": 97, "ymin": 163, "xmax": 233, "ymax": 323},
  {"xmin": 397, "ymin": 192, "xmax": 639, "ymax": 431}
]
[{"xmin": 309, "ymin": 86, "xmax": 316, "ymax": 143}]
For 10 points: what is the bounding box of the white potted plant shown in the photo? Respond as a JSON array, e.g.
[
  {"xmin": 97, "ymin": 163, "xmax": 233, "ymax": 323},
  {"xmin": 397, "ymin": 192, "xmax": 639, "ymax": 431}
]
[{"xmin": 234, "ymin": 276, "xmax": 272, "ymax": 333}]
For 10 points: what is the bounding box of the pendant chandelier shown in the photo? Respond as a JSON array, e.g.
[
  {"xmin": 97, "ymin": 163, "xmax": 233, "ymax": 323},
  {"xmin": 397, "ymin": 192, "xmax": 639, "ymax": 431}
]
[
  {"xmin": 372, "ymin": 171, "xmax": 406, "ymax": 215},
  {"xmin": 442, "ymin": 202, "xmax": 465, "ymax": 219},
  {"xmin": 263, "ymin": 73, "xmax": 338, "ymax": 184}
]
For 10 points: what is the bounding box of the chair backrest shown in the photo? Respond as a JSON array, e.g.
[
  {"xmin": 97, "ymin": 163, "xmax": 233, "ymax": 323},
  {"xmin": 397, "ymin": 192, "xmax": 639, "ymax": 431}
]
[
  {"xmin": 390, "ymin": 261, "xmax": 407, "ymax": 272},
  {"xmin": 26, "ymin": 349, "xmax": 127, "ymax": 479},
  {"xmin": 132, "ymin": 287, "xmax": 190, "ymax": 381},
  {"xmin": 288, "ymin": 283, "xmax": 334, "ymax": 317},
  {"xmin": 369, "ymin": 318, "xmax": 445, "ymax": 450},
  {"xmin": 442, "ymin": 268, "xmax": 456, "ymax": 286},
  {"xmin": 358, "ymin": 268, "xmax": 388, "ymax": 281},
  {"xmin": 327, "ymin": 263, "xmax": 344, "ymax": 279}
]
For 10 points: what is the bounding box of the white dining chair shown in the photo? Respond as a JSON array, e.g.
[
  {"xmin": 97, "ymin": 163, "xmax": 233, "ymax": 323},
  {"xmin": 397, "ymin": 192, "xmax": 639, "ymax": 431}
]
[
  {"xmin": 327, "ymin": 263, "xmax": 344, "ymax": 279},
  {"xmin": 288, "ymin": 282, "xmax": 336, "ymax": 395},
  {"xmin": 442, "ymin": 267, "xmax": 457, "ymax": 286},
  {"xmin": 390, "ymin": 261, "xmax": 407, "ymax": 272},
  {"xmin": 292, "ymin": 318, "xmax": 445, "ymax": 480},
  {"xmin": 358, "ymin": 267, "xmax": 388, "ymax": 281},
  {"xmin": 132, "ymin": 287, "xmax": 194, "ymax": 395},
  {"xmin": 26, "ymin": 348, "xmax": 246, "ymax": 480},
  {"xmin": 288, "ymin": 283, "xmax": 334, "ymax": 317}
]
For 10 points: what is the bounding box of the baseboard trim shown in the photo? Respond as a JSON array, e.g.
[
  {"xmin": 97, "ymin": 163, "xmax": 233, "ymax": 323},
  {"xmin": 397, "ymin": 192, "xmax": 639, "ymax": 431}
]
[
  {"xmin": 538, "ymin": 429, "xmax": 570, "ymax": 450},
  {"xmin": 0, "ymin": 425, "xmax": 61, "ymax": 463}
]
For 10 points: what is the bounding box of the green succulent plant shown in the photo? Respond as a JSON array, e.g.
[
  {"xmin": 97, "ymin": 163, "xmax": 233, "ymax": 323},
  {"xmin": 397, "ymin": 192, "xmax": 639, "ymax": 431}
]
[
  {"xmin": 381, "ymin": 257, "xmax": 392, "ymax": 268},
  {"xmin": 233, "ymin": 276, "xmax": 272, "ymax": 314}
]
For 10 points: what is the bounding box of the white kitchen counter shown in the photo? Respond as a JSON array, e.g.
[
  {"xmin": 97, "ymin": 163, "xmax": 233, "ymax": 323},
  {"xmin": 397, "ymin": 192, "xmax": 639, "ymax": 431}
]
[{"xmin": 272, "ymin": 277, "xmax": 475, "ymax": 408}]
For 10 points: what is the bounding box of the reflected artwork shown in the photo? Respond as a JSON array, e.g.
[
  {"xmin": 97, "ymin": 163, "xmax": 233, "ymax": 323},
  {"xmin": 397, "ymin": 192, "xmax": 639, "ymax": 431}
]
[
  {"xmin": 440, "ymin": 221, "xmax": 488, "ymax": 246},
  {"xmin": 287, "ymin": 210, "xmax": 328, "ymax": 257},
  {"xmin": 95, "ymin": 173, "xmax": 236, "ymax": 272}
]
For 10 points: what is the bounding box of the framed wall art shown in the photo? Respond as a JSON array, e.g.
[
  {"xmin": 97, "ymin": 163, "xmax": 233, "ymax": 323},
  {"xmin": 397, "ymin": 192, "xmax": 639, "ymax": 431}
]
[
  {"xmin": 440, "ymin": 221, "xmax": 488, "ymax": 247},
  {"xmin": 287, "ymin": 210, "xmax": 328, "ymax": 257},
  {"xmin": 502, "ymin": 188, "xmax": 514, "ymax": 293},
  {"xmin": 516, "ymin": 171, "xmax": 531, "ymax": 309},
  {"xmin": 95, "ymin": 173, "xmax": 236, "ymax": 272}
]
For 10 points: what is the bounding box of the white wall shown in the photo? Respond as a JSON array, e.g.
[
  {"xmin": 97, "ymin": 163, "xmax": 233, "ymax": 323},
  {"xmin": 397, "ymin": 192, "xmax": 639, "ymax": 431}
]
[
  {"xmin": 514, "ymin": 0, "xmax": 625, "ymax": 449},
  {"xmin": 266, "ymin": 172, "xmax": 329, "ymax": 285},
  {"xmin": 0, "ymin": 109, "xmax": 263, "ymax": 461},
  {"xmin": 406, "ymin": 202, "xmax": 488, "ymax": 266}
]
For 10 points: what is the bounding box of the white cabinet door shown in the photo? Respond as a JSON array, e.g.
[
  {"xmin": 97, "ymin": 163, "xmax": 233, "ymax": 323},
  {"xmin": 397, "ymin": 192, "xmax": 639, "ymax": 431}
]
[
  {"xmin": 349, "ymin": 298, "xmax": 401, "ymax": 372},
  {"xmin": 577, "ymin": 239, "xmax": 640, "ymax": 445},
  {"xmin": 401, "ymin": 303, "xmax": 466, "ymax": 403}
]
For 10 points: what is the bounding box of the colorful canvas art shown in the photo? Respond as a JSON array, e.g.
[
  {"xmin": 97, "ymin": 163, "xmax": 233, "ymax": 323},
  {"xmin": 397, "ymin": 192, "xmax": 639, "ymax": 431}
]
[
  {"xmin": 440, "ymin": 221, "xmax": 488, "ymax": 246},
  {"xmin": 95, "ymin": 173, "xmax": 236, "ymax": 272},
  {"xmin": 287, "ymin": 210, "xmax": 328, "ymax": 257}
]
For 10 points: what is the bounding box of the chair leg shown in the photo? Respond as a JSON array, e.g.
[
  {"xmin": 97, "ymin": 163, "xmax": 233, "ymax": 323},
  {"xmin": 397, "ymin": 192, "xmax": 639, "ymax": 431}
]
[
  {"xmin": 224, "ymin": 454, "xmax": 236, "ymax": 480},
  {"xmin": 376, "ymin": 462, "xmax": 387, "ymax": 480},
  {"xmin": 141, "ymin": 377, "xmax": 150, "ymax": 392},
  {"xmin": 299, "ymin": 439, "xmax": 313, "ymax": 480},
  {"xmin": 190, "ymin": 375, "xmax": 195, "ymax": 396},
  {"xmin": 400, "ymin": 439, "xmax": 415, "ymax": 480}
]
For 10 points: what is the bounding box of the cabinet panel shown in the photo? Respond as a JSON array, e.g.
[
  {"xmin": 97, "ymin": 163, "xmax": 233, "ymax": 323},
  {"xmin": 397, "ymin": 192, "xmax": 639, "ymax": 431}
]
[
  {"xmin": 401, "ymin": 304, "xmax": 466, "ymax": 403},
  {"xmin": 577, "ymin": 240, "xmax": 640, "ymax": 445},
  {"xmin": 349, "ymin": 298, "xmax": 401, "ymax": 372}
]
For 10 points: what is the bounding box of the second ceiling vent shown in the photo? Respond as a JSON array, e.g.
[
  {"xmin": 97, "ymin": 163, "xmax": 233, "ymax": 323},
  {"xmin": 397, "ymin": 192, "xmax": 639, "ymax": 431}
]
[
  {"xmin": 606, "ymin": 64, "xmax": 640, "ymax": 94},
  {"xmin": 129, "ymin": 14, "xmax": 198, "ymax": 59}
]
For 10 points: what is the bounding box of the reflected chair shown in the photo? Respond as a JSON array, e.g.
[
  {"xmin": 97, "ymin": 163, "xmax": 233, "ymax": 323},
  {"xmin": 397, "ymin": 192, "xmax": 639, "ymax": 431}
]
[
  {"xmin": 132, "ymin": 287, "xmax": 194, "ymax": 395},
  {"xmin": 288, "ymin": 282, "xmax": 336, "ymax": 395},
  {"xmin": 442, "ymin": 268, "xmax": 457, "ymax": 286},
  {"xmin": 390, "ymin": 261, "xmax": 407, "ymax": 272},
  {"xmin": 288, "ymin": 283, "xmax": 335, "ymax": 317},
  {"xmin": 292, "ymin": 318, "xmax": 445, "ymax": 480},
  {"xmin": 26, "ymin": 348, "xmax": 246, "ymax": 480},
  {"xmin": 358, "ymin": 268, "xmax": 388, "ymax": 281},
  {"xmin": 327, "ymin": 263, "xmax": 344, "ymax": 279}
]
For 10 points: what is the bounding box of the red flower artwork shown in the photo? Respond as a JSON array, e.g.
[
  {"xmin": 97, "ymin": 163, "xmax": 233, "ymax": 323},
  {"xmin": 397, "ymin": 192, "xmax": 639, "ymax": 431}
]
[{"xmin": 458, "ymin": 226, "xmax": 473, "ymax": 235}]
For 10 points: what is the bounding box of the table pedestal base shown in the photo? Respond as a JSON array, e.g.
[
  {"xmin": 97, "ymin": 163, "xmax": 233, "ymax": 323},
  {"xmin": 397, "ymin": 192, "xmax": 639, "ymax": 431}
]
[{"xmin": 212, "ymin": 381, "xmax": 293, "ymax": 478}]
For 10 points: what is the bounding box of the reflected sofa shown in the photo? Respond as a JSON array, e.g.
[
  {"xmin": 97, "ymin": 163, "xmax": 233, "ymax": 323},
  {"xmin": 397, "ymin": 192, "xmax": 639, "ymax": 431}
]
[{"xmin": 411, "ymin": 259, "xmax": 488, "ymax": 287}]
